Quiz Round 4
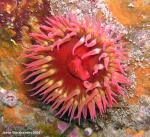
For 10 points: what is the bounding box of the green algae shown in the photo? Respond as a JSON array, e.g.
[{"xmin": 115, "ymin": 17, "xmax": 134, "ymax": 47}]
[{"xmin": 37, "ymin": 123, "xmax": 60, "ymax": 137}]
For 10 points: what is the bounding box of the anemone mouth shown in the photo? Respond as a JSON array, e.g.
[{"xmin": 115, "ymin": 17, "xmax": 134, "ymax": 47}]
[{"xmin": 21, "ymin": 14, "xmax": 129, "ymax": 124}]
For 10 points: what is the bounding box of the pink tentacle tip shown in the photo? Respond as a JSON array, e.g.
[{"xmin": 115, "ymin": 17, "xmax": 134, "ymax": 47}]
[
  {"xmin": 99, "ymin": 52, "xmax": 107, "ymax": 61},
  {"xmin": 85, "ymin": 39, "xmax": 97, "ymax": 47},
  {"xmin": 83, "ymin": 81, "xmax": 101, "ymax": 92}
]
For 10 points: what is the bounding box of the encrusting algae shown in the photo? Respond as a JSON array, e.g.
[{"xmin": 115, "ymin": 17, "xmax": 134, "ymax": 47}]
[{"xmin": 106, "ymin": 0, "xmax": 150, "ymax": 27}]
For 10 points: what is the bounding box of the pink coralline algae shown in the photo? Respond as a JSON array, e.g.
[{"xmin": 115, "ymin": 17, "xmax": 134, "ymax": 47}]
[
  {"xmin": 21, "ymin": 14, "xmax": 129, "ymax": 124},
  {"xmin": 57, "ymin": 121, "xmax": 69, "ymax": 134}
]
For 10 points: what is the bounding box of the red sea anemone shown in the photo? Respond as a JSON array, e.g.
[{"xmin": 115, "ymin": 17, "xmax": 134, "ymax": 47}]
[{"xmin": 21, "ymin": 14, "xmax": 129, "ymax": 124}]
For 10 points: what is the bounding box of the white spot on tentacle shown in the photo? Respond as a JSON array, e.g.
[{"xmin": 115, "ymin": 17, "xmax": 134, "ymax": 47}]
[
  {"xmin": 72, "ymin": 36, "xmax": 85, "ymax": 55},
  {"xmin": 93, "ymin": 64, "xmax": 104, "ymax": 75},
  {"xmin": 81, "ymin": 48, "xmax": 101, "ymax": 59}
]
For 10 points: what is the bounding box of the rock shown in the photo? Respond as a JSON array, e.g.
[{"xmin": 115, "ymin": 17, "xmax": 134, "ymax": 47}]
[
  {"xmin": 57, "ymin": 121, "xmax": 69, "ymax": 134},
  {"xmin": 84, "ymin": 127, "xmax": 93, "ymax": 136},
  {"xmin": 1, "ymin": 91, "xmax": 17, "ymax": 107},
  {"xmin": 68, "ymin": 127, "xmax": 78, "ymax": 137}
]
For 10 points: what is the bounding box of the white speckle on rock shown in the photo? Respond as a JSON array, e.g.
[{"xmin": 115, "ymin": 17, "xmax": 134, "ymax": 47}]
[
  {"xmin": 0, "ymin": 88, "xmax": 8, "ymax": 100},
  {"xmin": 128, "ymin": 3, "xmax": 134, "ymax": 8},
  {"xmin": 84, "ymin": 127, "xmax": 93, "ymax": 136},
  {"xmin": 0, "ymin": 88, "xmax": 7, "ymax": 94}
]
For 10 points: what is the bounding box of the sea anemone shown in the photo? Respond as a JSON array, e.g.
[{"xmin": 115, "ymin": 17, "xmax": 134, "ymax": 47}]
[{"xmin": 21, "ymin": 14, "xmax": 129, "ymax": 124}]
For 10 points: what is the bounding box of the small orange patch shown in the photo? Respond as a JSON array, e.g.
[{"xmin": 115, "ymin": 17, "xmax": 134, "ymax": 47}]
[
  {"xmin": 106, "ymin": 0, "xmax": 150, "ymax": 27},
  {"xmin": 126, "ymin": 128, "xmax": 145, "ymax": 137},
  {"xmin": 96, "ymin": 10, "xmax": 105, "ymax": 21},
  {"xmin": 13, "ymin": 66, "xmax": 28, "ymax": 103},
  {"xmin": 14, "ymin": 66, "xmax": 36, "ymax": 112},
  {"xmin": 0, "ymin": 32, "xmax": 22, "ymax": 90},
  {"xmin": 3, "ymin": 107, "xmax": 24, "ymax": 125},
  {"xmin": 127, "ymin": 67, "xmax": 150, "ymax": 104}
]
